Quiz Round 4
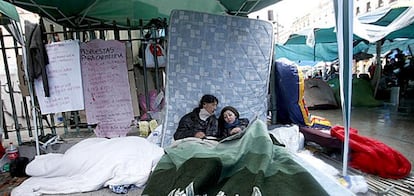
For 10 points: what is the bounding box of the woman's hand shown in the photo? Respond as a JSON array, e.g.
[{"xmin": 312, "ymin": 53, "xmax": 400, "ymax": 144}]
[
  {"xmin": 195, "ymin": 131, "xmax": 206, "ymax": 139},
  {"xmin": 230, "ymin": 127, "xmax": 242, "ymax": 135}
]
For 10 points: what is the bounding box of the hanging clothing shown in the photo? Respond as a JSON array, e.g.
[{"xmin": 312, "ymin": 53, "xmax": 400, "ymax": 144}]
[{"xmin": 24, "ymin": 20, "xmax": 50, "ymax": 97}]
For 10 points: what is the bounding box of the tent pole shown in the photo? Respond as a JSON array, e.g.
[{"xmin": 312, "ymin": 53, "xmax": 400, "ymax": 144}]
[
  {"xmin": 313, "ymin": 42, "xmax": 316, "ymax": 62},
  {"xmin": 373, "ymin": 41, "xmax": 382, "ymax": 98},
  {"xmin": 334, "ymin": 0, "xmax": 353, "ymax": 177},
  {"xmin": 269, "ymin": 59, "xmax": 277, "ymax": 124},
  {"xmin": 19, "ymin": 21, "xmax": 41, "ymax": 155},
  {"xmin": 0, "ymin": 28, "xmax": 22, "ymax": 144},
  {"xmin": 12, "ymin": 36, "xmax": 33, "ymax": 137},
  {"xmin": 28, "ymin": 75, "xmax": 40, "ymax": 155}
]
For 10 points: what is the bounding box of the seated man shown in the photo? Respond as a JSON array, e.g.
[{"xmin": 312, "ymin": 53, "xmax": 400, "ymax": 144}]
[{"xmin": 174, "ymin": 94, "xmax": 219, "ymax": 140}]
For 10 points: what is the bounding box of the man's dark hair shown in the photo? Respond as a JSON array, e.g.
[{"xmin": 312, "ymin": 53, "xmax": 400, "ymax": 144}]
[{"xmin": 198, "ymin": 94, "xmax": 218, "ymax": 108}]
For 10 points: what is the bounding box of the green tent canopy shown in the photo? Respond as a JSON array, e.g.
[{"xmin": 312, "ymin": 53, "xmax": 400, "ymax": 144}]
[
  {"xmin": 355, "ymin": 5, "xmax": 414, "ymax": 43},
  {"xmin": 7, "ymin": 0, "xmax": 281, "ymax": 29},
  {"xmin": 282, "ymin": 27, "xmax": 364, "ymax": 45},
  {"xmin": 0, "ymin": 0, "xmax": 19, "ymax": 24},
  {"xmin": 276, "ymin": 5, "xmax": 414, "ymax": 62}
]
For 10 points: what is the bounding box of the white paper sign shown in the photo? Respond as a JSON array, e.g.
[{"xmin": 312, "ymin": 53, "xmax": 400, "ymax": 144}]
[
  {"xmin": 35, "ymin": 40, "xmax": 84, "ymax": 114},
  {"xmin": 81, "ymin": 39, "xmax": 134, "ymax": 138}
]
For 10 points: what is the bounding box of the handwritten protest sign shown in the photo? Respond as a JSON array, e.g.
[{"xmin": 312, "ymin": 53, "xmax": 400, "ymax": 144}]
[
  {"xmin": 81, "ymin": 39, "xmax": 134, "ymax": 138},
  {"xmin": 35, "ymin": 40, "xmax": 84, "ymax": 114}
]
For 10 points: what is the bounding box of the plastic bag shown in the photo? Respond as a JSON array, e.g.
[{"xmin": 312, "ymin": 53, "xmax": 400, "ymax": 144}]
[
  {"xmin": 146, "ymin": 124, "xmax": 162, "ymax": 146},
  {"xmin": 139, "ymin": 89, "xmax": 165, "ymax": 120},
  {"xmin": 139, "ymin": 90, "xmax": 164, "ymax": 113},
  {"xmin": 145, "ymin": 42, "xmax": 166, "ymax": 68},
  {"xmin": 268, "ymin": 124, "xmax": 304, "ymax": 153}
]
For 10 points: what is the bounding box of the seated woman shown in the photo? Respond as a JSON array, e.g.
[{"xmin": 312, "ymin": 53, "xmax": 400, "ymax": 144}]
[{"xmin": 218, "ymin": 106, "xmax": 249, "ymax": 139}]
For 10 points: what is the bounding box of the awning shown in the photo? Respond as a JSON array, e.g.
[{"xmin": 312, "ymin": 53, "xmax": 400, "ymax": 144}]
[
  {"xmin": 0, "ymin": 0, "xmax": 20, "ymax": 24},
  {"xmin": 8, "ymin": 0, "xmax": 281, "ymax": 29}
]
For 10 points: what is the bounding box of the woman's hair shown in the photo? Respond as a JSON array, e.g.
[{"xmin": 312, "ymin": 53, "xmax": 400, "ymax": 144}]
[
  {"xmin": 219, "ymin": 106, "xmax": 239, "ymax": 119},
  {"xmin": 218, "ymin": 106, "xmax": 240, "ymax": 136},
  {"xmin": 198, "ymin": 94, "xmax": 219, "ymax": 108}
]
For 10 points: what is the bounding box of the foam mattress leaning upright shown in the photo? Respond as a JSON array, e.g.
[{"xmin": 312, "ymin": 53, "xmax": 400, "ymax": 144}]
[
  {"xmin": 161, "ymin": 9, "xmax": 274, "ymax": 147},
  {"xmin": 152, "ymin": 9, "xmax": 354, "ymax": 196}
]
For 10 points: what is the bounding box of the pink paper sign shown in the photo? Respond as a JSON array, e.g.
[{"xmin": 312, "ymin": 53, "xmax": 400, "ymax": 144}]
[{"xmin": 81, "ymin": 39, "xmax": 134, "ymax": 138}]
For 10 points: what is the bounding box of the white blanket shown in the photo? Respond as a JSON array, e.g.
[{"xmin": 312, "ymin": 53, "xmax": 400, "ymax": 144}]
[{"xmin": 12, "ymin": 136, "xmax": 164, "ymax": 196}]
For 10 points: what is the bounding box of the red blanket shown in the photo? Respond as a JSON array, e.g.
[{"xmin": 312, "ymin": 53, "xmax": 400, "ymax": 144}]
[
  {"xmin": 0, "ymin": 143, "xmax": 4, "ymax": 158},
  {"xmin": 331, "ymin": 126, "xmax": 411, "ymax": 179}
]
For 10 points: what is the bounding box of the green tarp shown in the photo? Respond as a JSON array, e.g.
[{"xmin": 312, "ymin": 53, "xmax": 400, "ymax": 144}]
[{"xmin": 143, "ymin": 119, "xmax": 329, "ymax": 196}]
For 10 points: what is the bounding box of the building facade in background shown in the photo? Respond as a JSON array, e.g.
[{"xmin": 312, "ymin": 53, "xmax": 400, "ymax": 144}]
[{"xmin": 250, "ymin": 0, "xmax": 413, "ymax": 44}]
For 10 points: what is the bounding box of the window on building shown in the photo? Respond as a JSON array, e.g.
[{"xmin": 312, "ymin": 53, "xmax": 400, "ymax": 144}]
[
  {"xmin": 366, "ymin": 2, "xmax": 371, "ymax": 12},
  {"xmin": 378, "ymin": 0, "xmax": 384, "ymax": 7},
  {"xmin": 267, "ymin": 10, "xmax": 274, "ymax": 21}
]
